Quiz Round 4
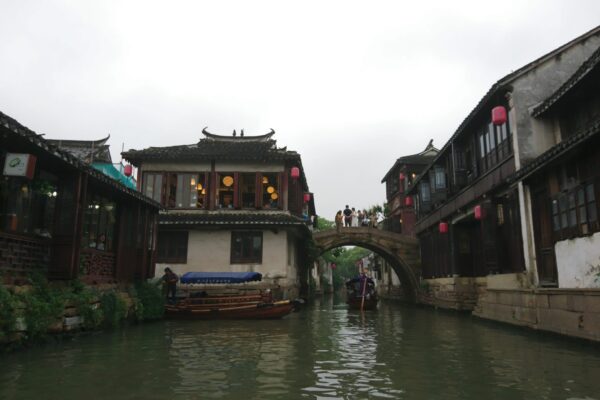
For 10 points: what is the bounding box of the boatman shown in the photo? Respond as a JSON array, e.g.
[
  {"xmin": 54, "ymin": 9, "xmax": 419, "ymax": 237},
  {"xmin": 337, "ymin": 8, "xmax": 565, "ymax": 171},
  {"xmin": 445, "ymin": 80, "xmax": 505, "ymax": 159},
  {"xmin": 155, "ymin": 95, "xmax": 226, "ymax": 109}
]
[{"xmin": 162, "ymin": 267, "xmax": 179, "ymax": 303}]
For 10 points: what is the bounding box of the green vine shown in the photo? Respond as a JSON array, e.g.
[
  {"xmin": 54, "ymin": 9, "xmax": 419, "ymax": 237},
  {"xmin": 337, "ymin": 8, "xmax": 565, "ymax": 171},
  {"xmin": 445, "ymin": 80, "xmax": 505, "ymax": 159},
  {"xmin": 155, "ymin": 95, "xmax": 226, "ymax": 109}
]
[
  {"xmin": 100, "ymin": 291, "xmax": 128, "ymax": 328},
  {"xmin": 0, "ymin": 284, "xmax": 17, "ymax": 342},
  {"xmin": 133, "ymin": 282, "xmax": 164, "ymax": 321},
  {"xmin": 68, "ymin": 280, "xmax": 103, "ymax": 330},
  {"xmin": 19, "ymin": 274, "xmax": 66, "ymax": 340}
]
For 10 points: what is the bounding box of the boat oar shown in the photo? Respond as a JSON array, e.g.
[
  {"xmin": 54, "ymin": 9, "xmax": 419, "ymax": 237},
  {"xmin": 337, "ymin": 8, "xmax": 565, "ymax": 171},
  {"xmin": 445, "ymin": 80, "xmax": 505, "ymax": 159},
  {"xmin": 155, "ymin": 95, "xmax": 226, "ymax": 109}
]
[{"xmin": 360, "ymin": 274, "xmax": 367, "ymax": 312}]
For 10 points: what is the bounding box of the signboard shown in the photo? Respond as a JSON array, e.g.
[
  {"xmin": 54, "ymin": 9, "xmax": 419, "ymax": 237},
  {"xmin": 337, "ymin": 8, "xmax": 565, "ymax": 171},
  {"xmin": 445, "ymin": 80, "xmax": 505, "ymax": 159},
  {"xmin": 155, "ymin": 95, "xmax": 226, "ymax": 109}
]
[{"xmin": 3, "ymin": 153, "xmax": 37, "ymax": 179}]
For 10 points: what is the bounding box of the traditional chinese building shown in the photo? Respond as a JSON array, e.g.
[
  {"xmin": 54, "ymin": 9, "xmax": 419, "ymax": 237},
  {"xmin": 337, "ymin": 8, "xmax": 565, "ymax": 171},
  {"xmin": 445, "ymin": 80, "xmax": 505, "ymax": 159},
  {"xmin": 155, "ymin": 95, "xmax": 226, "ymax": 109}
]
[
  {"xmin": 0, "ymin": 111, "xmax": 160, "ymax": 285},
  {"xmin": 122, "ymin": 128, "xmax": 316, "ymax": 299},
  {"xmin": 404, "ymin": 26, "xmax": 600, "ymax": 311},
  {"xmin": 381, "ymin": 140, "xmax": 438, "ymax": 235}
]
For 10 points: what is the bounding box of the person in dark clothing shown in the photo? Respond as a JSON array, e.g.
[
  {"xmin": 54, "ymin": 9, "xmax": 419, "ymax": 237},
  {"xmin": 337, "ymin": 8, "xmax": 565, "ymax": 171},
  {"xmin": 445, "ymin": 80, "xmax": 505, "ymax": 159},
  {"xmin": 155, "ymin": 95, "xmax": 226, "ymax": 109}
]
[
  {"xmin": 162, "ymin": 267, "xmax": 179, "ymax": 303},
  {"xmin": 343, "ymin": 205, "xmax": 352, "ymax": 227}
]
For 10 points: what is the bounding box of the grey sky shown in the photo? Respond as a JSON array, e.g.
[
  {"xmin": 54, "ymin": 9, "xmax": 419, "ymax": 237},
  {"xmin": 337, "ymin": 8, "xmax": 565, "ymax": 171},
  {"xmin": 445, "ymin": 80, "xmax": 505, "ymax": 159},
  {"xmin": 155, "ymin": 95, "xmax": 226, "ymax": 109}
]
[{"xmin": 1, "ymin": 1, "xmax": 599, "ymax": 219}]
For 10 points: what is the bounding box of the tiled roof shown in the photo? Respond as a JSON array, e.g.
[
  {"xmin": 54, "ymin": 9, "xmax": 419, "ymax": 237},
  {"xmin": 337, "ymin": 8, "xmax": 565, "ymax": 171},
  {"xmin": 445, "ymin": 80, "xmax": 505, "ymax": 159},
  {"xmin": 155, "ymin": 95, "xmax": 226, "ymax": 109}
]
[
  {"xmin": 532, "ymin": 45, "xmax": 600, "ymax": 117},
  {"xmin": 508, "ymin": 117, "xmax": 600, "ymax": 183},
  {"xmin": 0, "ymin": 111, "xmax": 160, "ymax": 209},
  {"xmin": 122, "ymin": 129, "xmax": 300, "ymax": 164},
  {"xmin": 158, "ymin": 210, "xmax": 310, "ymax": 227},
  {"xmin": 47, "ymin": 136, "xmax": 112, "ymax": 163}
]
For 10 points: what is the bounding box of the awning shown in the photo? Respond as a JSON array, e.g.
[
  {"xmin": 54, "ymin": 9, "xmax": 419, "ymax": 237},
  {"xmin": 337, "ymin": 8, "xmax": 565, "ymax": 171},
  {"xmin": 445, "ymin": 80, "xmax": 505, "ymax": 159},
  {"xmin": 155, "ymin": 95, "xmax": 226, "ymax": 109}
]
[{"xmin": 180, "ymin": 272, "xmax": 263, "ymax": 284}]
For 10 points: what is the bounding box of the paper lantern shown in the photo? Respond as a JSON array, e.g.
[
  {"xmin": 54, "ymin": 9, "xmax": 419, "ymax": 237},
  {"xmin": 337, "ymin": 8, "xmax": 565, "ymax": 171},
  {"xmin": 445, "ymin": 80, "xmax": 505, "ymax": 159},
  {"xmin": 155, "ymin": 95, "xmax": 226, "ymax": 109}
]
[
  {"xmin": 196, "ymin": 183, "xmax": 203, "ymax": 191},
  {"xmin": 439, "ymin": 222, "xmax": 448, "ymax": 234},
  {"xmin": 404, "ymin": 196, "xmax": 413, "ymax": 206},
  {"xmin": 222, "ymin": 176, "xmax": 234, "ymax": 187},
  {"xmin": 270, "ymin": 193, "xmax": 278, "ymax": 200},
  {"xmin": 399, "ymin": 172, "xmax": 405, "ymax": 180},
  {"xmin": 492, "ymin": 106, "xmax": 507, "ymax": 126},
  {"xmin": 262, "ymin": 176, "xmax": 269, "ymax": 184},
  {"xmin": 267, "ymin": 186, "xmax": 275, "ymax": 194},
  {"xmin": 124, "ymin": 164, "xmax": 133, "ymax": 177},
  {"xmin": 290, "ymin": 167, "xmax": 300, "ymax": 180},
  {"xmin": 474, "ymin": 205, "xmax": 483, "ymax": 220},
  {"xmin": 304, "ymin": 193, "xmax": 311, "ymax": 202}
]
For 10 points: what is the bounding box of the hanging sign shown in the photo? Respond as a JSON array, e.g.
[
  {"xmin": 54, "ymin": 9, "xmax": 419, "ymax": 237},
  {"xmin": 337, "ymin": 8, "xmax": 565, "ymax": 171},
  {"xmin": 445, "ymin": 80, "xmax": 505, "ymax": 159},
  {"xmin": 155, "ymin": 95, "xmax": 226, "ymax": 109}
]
[{"xmin": 3, "ymin": 153, "xmax": 37, "ymax": 179}]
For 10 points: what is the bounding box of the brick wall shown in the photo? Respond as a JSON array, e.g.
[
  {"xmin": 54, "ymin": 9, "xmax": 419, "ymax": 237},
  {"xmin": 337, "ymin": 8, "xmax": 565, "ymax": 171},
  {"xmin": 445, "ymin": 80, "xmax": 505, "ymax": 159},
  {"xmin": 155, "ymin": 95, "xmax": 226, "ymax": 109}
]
[
  {"xmin": 79, "ymin": 249, "xmax": 116, "ymax": 283},
  {"xmin": 0, "ymin": 234, "xmax": 50, "ymax": 281}
]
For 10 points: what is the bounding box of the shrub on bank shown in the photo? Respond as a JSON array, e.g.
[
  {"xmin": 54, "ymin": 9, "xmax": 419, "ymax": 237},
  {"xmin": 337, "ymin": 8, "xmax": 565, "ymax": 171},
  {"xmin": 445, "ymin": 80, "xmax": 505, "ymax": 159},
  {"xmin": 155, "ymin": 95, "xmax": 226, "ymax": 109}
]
[{"xmin": 0, "ymin": 276, "xmax": 165, "ymax": 347}]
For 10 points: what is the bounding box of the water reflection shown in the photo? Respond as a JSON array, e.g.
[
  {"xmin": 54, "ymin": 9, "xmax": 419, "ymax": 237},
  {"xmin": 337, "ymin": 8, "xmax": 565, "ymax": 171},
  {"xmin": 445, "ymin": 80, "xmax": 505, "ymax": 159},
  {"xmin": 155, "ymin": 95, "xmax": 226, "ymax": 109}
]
[{"xmin": 1, "ymin": 297, "xmax": 600, "ymax": 400}]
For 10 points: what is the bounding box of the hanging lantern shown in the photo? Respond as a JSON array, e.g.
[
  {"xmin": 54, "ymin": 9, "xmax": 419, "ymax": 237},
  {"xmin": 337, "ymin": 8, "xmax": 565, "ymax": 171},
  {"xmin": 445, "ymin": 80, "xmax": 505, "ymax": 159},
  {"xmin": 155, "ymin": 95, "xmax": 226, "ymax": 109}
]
[
  {"xmin": 270, "ymin": 192, "xmax": 279, "ymax": 200},
  {"xmin": 201, "ymin": 189, "xmax": 206, "ymax": 195},
  {"xmin": 404, "ymin": 196, "xmax": 413, "ymax": 206},
  {"xmin": 124, "ymin": 164, "xmax": 133, "ymax": 177},
  {"xmin": 262, "ymin": 176, "xmax": 269, "ymax": 184},
  {"xmin": 492, "ymin": 106, "xmax": 507, "ymax": 125},
  {"xmin": 290, "ymin": 167, "xmax": 300, "ymax": 180},
  {"xmin": 222, "ymin": 176, "xmax": 234, "ymax": 187},
  {"xmin": 196, "ymin": 183, "xmax": 203, "ymax": 191},
  {"xmin": 304, "ymin": 193, "xmax": 311, "ymax": 202},
  {"xmin": 399, "ymin": 172, "xmax": 405, "ymax": 180},
  {"xmin": 474, "ymin": 205, "xmax": 483, "ymax": 220},
  {"xmin": 439, "ymin": 222, "xmax": 449, "ymax": 234},
  {"xmin": 267, "ymin": 186, "xmax": 275, "ymax": 194},
  {"xmin": 190, "ymin": 177, "xmax": 196, "ymax": 186}
]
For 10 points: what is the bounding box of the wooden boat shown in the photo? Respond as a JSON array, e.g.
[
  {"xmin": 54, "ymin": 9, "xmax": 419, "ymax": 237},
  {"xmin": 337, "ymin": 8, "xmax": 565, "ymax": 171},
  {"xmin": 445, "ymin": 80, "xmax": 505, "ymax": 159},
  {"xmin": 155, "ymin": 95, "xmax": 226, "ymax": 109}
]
[
  {"xmin": 346, "ymin": 275, "xmax": 378, "ymax": 311},
  {"xmin": 165, "ymin": 271, "xmax": 295, "ymax": 319},
  {"xmin": 165, "ymin": 299, "xmax": 294, "ymax": 319}
]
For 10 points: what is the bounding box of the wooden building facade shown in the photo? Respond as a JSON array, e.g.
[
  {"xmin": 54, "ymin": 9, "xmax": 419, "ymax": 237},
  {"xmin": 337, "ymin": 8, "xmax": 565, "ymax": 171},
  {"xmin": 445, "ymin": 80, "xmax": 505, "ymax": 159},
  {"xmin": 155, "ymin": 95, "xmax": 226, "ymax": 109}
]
[
  {"xmin": 122, "ymin": 129, "xmax": 316, "ymax": 299},
  {"xmin": 0, "ymin": 111, "xmax": 160, "ymax": 285}
]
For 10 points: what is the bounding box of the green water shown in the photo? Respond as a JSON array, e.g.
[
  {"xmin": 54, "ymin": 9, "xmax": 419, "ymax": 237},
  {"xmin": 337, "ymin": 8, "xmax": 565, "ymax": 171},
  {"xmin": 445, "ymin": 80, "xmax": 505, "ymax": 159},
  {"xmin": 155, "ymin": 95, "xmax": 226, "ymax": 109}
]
[{"xmin": 1, "ymin": 296, "xmax": 600, "ymax": 399}]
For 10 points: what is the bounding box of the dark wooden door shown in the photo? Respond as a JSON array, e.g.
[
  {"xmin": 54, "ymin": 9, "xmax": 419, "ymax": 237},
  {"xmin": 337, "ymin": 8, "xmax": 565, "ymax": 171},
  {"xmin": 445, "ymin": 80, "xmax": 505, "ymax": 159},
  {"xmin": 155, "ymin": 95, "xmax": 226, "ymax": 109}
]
[{"xmin": 532, "ymin": 188, "xmax": 558, "ymax": 286}]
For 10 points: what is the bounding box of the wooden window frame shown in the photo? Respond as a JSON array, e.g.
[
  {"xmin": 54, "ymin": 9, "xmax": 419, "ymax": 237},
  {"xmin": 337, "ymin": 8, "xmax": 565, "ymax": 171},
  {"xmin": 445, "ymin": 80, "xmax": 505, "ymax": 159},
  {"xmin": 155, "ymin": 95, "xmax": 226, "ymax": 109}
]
[
  {"xmin": 156, "ymin": 230, "xmax": 188, "ymax": 264},
  {"xmin": 230, "ymin": 231, "xmax": 263, "ymax": 264}
]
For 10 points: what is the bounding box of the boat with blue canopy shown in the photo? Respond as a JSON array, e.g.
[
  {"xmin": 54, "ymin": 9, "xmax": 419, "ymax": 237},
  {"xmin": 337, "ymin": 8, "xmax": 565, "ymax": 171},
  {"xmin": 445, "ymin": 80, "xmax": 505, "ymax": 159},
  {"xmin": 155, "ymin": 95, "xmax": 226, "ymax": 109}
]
[
  {"xmin": 166, "ymin": 271, "xmax": 294, "ymax": 319},
  {"xmin": 180, "ymin": 271, "xmax": 263, "ymax": 285}
]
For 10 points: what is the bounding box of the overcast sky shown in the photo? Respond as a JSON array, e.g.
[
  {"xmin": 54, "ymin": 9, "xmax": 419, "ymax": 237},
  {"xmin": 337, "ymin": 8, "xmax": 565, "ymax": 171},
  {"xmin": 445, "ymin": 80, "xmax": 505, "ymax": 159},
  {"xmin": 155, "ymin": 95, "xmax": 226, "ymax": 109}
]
[{"xmin": 1, "ymin": 1, "xmax": 599, "ymax": 218}]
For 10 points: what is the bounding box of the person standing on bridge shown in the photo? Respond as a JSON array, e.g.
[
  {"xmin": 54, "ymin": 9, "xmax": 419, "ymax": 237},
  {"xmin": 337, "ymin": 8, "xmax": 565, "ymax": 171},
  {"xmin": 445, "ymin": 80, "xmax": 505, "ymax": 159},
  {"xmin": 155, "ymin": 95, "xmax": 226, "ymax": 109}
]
[
  {"xmin": 335, "ymin": 210, "xmax": 343, "ymax": 233},
  {"xmin": 343, "ymin": 205, "xmax": 352, "ymax": 227}
]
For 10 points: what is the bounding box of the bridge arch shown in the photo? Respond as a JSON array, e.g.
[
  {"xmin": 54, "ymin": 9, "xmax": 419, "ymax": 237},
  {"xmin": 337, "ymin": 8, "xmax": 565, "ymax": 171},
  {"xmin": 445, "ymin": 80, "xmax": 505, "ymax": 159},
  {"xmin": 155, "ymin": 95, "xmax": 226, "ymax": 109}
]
[{"xmin": 313, "ymin": 227, "xmax": 421, "ymax": 303}]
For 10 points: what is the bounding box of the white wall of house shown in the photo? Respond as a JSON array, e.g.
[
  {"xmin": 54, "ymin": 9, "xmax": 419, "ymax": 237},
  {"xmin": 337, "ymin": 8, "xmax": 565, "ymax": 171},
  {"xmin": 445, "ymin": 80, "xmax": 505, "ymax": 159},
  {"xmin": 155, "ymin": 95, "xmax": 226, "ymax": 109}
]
[
  {"xmin": 157, "ymin": 228, "xmax": 301, "ymax": 297},
  {"xmin": 555, "ymin": 232, "xmax": 600, "ymax": 288}
]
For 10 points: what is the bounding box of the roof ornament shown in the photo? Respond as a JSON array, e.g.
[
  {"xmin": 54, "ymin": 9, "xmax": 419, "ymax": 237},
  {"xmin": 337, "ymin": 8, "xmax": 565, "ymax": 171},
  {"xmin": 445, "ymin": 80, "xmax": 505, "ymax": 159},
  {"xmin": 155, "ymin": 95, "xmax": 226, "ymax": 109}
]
[
  {"xmin": 233, "ymin": 129, "xmax": 237, "ymax": 137},
  {"xmin": 241, "ymin": 129, "xmax": 244, "ymax": 137}
]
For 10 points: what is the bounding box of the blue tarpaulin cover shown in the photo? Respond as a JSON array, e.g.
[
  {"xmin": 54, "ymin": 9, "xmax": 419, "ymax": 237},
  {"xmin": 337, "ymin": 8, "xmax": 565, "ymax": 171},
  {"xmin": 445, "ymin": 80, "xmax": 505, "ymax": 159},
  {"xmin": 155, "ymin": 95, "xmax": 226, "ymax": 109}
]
[{"xmin": 180, "ymin": 272, "xmax": 263, "ymax": 284}]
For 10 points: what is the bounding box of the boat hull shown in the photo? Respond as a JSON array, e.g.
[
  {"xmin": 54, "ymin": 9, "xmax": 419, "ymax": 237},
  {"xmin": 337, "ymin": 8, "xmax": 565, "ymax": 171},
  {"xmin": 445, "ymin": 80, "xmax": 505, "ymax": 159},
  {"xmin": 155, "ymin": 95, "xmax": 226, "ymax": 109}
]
[
  {"xmin": 165, "ymin": 300, "xmax": 294, "ymax": 320},
  {"xmin": 347, "ymin": 297, "xmax": 378, "ymax": 311}
]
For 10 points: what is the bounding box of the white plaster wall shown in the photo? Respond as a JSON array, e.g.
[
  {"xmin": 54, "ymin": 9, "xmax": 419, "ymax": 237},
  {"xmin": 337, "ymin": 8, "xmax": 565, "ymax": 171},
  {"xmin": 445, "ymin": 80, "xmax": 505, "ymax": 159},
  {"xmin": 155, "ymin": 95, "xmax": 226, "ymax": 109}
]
[
  {"xmin": 555, "ymin": 232, "xmax": 600, "ymax": 288},
  {"xmin": 157, "ymin": 229, "xmax": 292, "ymax": 282}
]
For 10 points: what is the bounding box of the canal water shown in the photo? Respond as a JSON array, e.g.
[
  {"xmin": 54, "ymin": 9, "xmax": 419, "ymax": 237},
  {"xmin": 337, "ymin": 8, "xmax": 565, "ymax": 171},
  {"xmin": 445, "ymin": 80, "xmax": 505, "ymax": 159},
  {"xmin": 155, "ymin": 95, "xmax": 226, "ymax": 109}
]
[{"xmin": 2, "ymin": 295, "xmax": 600, "ymax": 400}]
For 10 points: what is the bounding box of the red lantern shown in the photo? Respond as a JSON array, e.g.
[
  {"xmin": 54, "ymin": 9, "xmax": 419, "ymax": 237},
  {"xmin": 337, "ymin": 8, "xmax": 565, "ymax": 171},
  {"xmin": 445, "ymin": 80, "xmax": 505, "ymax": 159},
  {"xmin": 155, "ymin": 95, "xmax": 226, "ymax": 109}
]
[
  {"xmin": 303, "ymin": 193, "xmax": 311, "ymax": 202},
  {"xmin": 492, "ymin": 106, "xmax": 507, "ymax": 126},
  {"xmin": 290, "ymin": 167, "xmax": 300, "ymax": 180},
  {"xmin": 399, "ymin": 172, "xmax": 405, "ymax": 180},
  {"xmin": 474, "ymin": 205, "xmax": 483, "ymax": 220},
  {"xmin": 439, "ymin": 222, "xmax": 448, "ymax": 234},
  {"xmin": 330, "ymin": 263, "xmax": 337, "ymax": 270},
  {"xmin": 404, "ymin": 196, "xmax": 413, "ymax": 206},
  {"xmin": 124, "ymin": 164, "xmax": 133, "ymax": 177}
]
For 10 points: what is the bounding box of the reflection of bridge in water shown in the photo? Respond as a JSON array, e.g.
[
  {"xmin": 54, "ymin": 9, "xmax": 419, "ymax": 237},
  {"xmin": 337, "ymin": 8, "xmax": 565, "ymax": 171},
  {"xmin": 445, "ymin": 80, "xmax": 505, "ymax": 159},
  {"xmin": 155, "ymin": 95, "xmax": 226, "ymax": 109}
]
[{"xmin": 312, "ymin": 227, "xmax": 421, "ymax": 302}]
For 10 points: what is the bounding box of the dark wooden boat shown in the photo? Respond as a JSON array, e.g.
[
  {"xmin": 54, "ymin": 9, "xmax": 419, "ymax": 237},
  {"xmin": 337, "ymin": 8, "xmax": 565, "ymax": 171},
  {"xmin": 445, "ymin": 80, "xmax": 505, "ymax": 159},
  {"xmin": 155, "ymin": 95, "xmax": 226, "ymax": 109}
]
[
  {"xmin": 346, "ymin": 275, "xmax": 378, "ymax": 311},
  {"xmin": 165, "ymin": 299, "xmax": 294, "ymax": 319},
  {"xmin": 165, "ymin": 272, "xmax": 295, "ymax": 319}
]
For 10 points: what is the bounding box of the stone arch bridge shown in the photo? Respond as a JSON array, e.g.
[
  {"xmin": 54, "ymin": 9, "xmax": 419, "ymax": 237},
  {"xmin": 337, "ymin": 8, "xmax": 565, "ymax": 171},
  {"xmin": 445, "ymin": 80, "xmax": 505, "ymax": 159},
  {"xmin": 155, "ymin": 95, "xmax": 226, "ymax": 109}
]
[{"xmin": 312, "ymin": 227, "xmax": 421, "ymax": 302}]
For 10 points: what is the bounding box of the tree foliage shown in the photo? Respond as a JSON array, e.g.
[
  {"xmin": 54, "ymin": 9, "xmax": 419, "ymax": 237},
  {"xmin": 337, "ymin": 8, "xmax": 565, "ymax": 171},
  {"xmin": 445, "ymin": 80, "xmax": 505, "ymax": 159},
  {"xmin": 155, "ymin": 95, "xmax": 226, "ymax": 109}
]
[{"xmin": 322, "ymin": 246, "xmax": 371, "ymax": 290}]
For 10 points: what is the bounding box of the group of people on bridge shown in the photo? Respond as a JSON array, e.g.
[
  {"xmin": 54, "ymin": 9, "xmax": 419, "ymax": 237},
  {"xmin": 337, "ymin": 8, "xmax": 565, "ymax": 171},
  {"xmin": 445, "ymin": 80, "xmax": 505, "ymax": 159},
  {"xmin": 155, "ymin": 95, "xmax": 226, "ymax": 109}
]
[{"xmin": 334, "ymin": 205, "xmax": 380, "ymax": 232}]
